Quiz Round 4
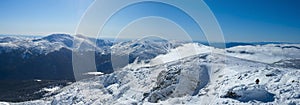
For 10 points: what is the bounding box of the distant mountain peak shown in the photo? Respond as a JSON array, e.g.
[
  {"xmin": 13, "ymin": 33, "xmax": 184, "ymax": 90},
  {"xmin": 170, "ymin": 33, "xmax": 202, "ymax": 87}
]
[{"xmin": 42, "ymin": 34, "xmax": 73, "ymax": 40}]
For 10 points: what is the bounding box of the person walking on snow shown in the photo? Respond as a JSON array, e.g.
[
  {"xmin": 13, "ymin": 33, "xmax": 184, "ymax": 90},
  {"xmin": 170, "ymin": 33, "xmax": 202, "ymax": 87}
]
[{"xmin": 255, "ymin": 79, "xmax": 260, "ymax": 84}]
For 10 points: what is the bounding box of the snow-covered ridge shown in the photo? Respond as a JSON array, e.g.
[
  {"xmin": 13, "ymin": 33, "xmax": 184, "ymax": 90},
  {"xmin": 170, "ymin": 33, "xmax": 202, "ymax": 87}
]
[
  {"xmin": 1, "ymin": 34, "xmax": 300, "ymax": 104},
  {"xmin": 144, "ymin": 42, "xmax": 300, "ymax": 66},
  {"xmin": 0, "ymin": 34, "xmax": 71, "ymax": 55},
  {"xmin": 0, "ymin": 34, "xmax": 113, "ymax": 55},
  {"xmin": 0, "ymin": 34, "xmax": 183, "ymax": 58},
  {"xmin": 6, "ymin": 42, "xmax": 300, "ymax": 105},
  {"xmin": 1, "ymin": 34, "xmax": 298, "ymax": 64}
]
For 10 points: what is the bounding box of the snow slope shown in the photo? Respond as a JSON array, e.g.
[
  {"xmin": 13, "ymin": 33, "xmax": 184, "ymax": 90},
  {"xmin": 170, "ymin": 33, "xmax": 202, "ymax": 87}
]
[{"xmin": 6, "ymin": 43, "xmax": 300, "ymax": 105}]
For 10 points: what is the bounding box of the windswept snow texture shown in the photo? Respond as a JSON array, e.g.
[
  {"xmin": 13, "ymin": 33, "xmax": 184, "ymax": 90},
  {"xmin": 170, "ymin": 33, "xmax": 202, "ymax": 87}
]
[{"xmin": 6, "ymin": 42, "xmax": 300, "ymax": 105}]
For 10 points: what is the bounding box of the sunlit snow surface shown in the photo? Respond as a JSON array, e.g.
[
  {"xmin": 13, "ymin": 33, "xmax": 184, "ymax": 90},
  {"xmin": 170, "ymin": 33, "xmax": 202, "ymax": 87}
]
[
  {"xmin": 227, "ymin": 44, "xmax": 300, "ymax": 63},
  {"xmin": 2, "ymin": 42, "xmax": 300, "ymax": 105}
]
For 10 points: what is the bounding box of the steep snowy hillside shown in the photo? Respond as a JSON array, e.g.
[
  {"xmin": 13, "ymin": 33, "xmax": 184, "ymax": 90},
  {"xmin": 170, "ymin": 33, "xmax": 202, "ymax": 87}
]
[{"xmin": 7, "ymin": 43, "xmax": 300, "ymax": 105}]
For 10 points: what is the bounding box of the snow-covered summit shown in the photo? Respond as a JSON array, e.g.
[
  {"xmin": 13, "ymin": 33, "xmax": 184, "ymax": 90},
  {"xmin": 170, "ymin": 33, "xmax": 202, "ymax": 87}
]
[{"xmin": 36, "ymin": 34, "xmax": 74, "ymax": 47}]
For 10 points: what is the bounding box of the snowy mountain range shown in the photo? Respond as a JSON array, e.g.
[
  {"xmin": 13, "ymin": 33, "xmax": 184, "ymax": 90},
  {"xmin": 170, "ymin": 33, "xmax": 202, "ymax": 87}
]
[
  {"xmin": 0, "ymin": 34, "xmax": 179, "ymax": 80},
  {"xmin": 0, "ymin": 34, "xmax": 299, "ymax": 104}
]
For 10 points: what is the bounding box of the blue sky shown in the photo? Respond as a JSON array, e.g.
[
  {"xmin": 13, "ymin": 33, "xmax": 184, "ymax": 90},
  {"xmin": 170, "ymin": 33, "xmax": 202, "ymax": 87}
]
[
  {"xmin": 0, "ymin": 0, "xmax": 299, "ymax": 42},
  {"xmin": 0, "ymin": 0, "xmax": 94, "ymax": 35},
  {"xmin": 99, "ymin": 1, "xmax": 205, "ymax": 41},
  {"xmin": 205, "ymin": 0, "xmax": 300, "ymax": 42}
]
